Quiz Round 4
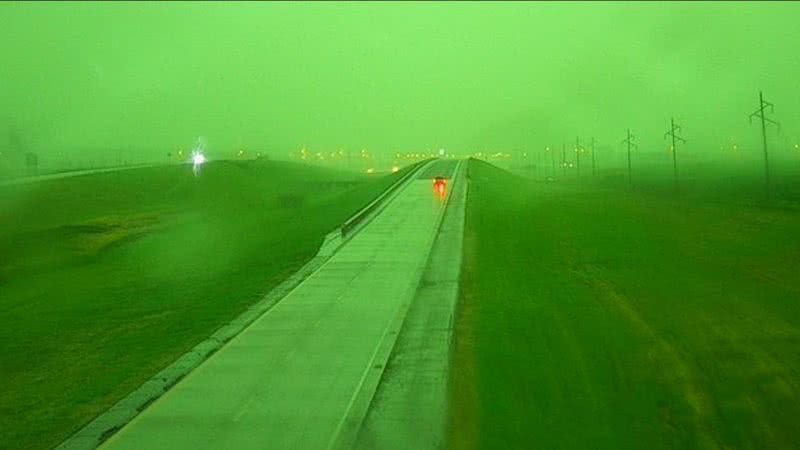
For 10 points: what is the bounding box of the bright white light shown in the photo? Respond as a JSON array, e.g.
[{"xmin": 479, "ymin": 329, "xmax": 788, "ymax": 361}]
[
  {"xmin": 191, "ymin": 148, "xmax": 206, "ymax": 176},
  {"xmin": 192, "ymin": 150, "xmax": 206, "ymax": 166},
  {"xmin": 391, "ymin": 166, "xmax": 399, "ymax": 173},
  {"xmin": 188, "ymin": 137, "xmax": 207, "ymax": 176}
]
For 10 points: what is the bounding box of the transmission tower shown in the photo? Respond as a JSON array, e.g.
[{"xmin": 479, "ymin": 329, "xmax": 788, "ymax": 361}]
[
  {"xmin": 575, "ymin": 136, "xmax": 584, "ymax": 179},
  {"xmin": 749, "ymin": 90, "xmax": 780, "ymax": 199},
  {"xmin": 664, "ymin": 118, "xmax": 686, "ymax": 190},
  {"xmin": 621, "ymin": 129, "xmax": 637, "ymax": 187}
]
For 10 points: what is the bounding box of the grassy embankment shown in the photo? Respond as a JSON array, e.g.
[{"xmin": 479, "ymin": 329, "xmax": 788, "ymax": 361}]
[
  {"xmin": 0, "ymin": 159, "xmax": 410, "ymax": 450},
  {"xmin": 449, "ymin": 159, "xmax": 800, "ymax": 450}
]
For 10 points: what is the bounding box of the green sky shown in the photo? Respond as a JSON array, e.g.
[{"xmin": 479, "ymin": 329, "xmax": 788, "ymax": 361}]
[{"xmin": 1, "ymin": 1, "xmax": 799, "ymax": 164}]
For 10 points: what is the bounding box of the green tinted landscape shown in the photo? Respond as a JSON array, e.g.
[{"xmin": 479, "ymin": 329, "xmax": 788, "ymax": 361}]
[
  {"xmin": 0, "ymin": 161, "xmax": 405, "ymax": 450},
  {"xmin": 1, "ymin": 2, "xmax": 800, "ymax": 449},
  {"xmin": 451, "ymin": 159, "xmax": 800, "ymax": 449}
]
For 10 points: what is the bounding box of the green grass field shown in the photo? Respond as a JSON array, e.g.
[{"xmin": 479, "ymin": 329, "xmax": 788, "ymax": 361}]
[
  {"xmin": 449, "ymin": 159, "xmax": 800, "ymax": 450},
  {"xmin": 0, "ymin": 160, "xmax": 408, "ymax": 450}
]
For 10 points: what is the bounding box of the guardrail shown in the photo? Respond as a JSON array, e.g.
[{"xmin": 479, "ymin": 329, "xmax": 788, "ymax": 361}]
[{"xmin": 340, "ymin": 159, "xmax": 432, "ymax": 238}]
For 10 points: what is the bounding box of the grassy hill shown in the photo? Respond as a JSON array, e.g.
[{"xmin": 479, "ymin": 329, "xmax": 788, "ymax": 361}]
[
  {"xmin": 0, "ymin": 159, "xmax": 409, "ymax": 450},
  {"xmin": 449, "ymin": 159, "xmax": 800, "ymax": 450}
]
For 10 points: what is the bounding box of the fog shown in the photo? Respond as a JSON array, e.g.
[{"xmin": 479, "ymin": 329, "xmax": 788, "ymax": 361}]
[{"xmin": 1, "ymin": 1, "xmax": 799, "ymax": 170}]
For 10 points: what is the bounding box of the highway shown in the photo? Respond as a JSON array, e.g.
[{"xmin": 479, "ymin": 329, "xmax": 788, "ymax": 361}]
[
  {"xmin": 356, "ymin": 159, "xmax": 467, "ymax": 450},
  {"xmin": 0, "ymin": 165, "xmax": 152, "ymax": 187},
  {"xmin": 97, "ymin": 159, "xmax": 462, "ymax": 450}
]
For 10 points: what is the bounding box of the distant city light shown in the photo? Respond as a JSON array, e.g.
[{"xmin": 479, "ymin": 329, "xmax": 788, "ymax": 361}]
[
  {"xmin": 391, "ymin": 166, "xmax": 399, "ymax": 173},
  {"xmin": 366, "ymin": 168, "xmax": 374, "ymax": 174}
]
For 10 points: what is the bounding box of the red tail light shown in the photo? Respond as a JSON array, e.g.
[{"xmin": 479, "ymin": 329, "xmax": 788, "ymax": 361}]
[{"xmin": 433, "ymin": 178, "xmax": 447, "ymax": 197}]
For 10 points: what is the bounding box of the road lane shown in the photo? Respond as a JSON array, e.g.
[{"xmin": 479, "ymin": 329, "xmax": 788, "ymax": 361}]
[
  {"xmin": 354, "ymin": 160, "xmax": 467, "ymax": 450},
  {"xmin": 98, "ymin": 160, "xmax": 459, "ymax": 450},
  {"xmin": 0, "ymin": 165, "xmax": 153, "ymax": 187},
  {"xmin": 416, "ymin": 159, "xmax": 459, "ymax": 179}
]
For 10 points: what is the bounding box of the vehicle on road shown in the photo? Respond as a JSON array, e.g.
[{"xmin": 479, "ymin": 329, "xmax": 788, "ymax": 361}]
[{"xmin": 433, "ymin": 176, "xmax": 447, "ymax": 197}]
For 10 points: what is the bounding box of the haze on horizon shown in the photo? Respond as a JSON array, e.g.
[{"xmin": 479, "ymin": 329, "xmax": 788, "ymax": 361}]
[{"xmin": 1, "ymin": 1, "xmax": 799, "ymax": 167}]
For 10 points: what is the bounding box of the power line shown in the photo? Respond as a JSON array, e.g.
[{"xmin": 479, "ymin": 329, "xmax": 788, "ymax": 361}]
[
  {"xmin": 664, "ymin": 118, "xmax": 686, "ymax": 191},
  {"xmin": 621, "ymin": 129, "xmax": 637, "ymax": 187},
  {"xmin": 749, "ymin": 90, "xmax": 781, "ymax": 200},
  {"xmin": 575, "ymin": 136, "xmax": 584, "ymax": 180}
]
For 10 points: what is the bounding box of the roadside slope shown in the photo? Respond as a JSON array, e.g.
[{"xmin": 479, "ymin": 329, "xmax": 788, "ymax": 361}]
[
  {"xmin": 449, "ymin": 159, "xmax": 800, "ymax": 450},
  {"xmin": 0, "ymin": 160, "xmax": 411, "ymax": 450}
]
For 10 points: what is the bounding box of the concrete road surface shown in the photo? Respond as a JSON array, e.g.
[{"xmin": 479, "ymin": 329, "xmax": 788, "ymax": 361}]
[
  {"xmin": 98, "ymin": 159, "xmax": 460, "ymax": 450},
  {"xmin": 355, "ymin": 159, "xmax": 467, "ymax": 450}
]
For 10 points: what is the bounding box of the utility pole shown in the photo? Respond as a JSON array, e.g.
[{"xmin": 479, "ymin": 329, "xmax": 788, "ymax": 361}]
[
  {"xmin": 548, "ymin": 146, "xmax": 555, "ymax": 180},
  {"xmin": 535, "ymin": 148, "xmax": 541, "ymax": 180},
  {"xmin": 749, "ymin": 90, "xmax": 780, "ymax": 200},
  {"xmin": 621, "ymin": 129, "xmax": 637, "ymax": 187},
  {"xmin": 664, "ymin": 118, "xmax": 686, "ymax": 191},
  {"xmin": 561, "ymin": 142, "xmax": 566, "ymax": 179},
  {"xmin": 575, "ymin": 136, "xmax": 582, "ymax": 180},
  {"xmin": 590, "ymin": 137, "xmax": 596, "ymax": 176}
]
